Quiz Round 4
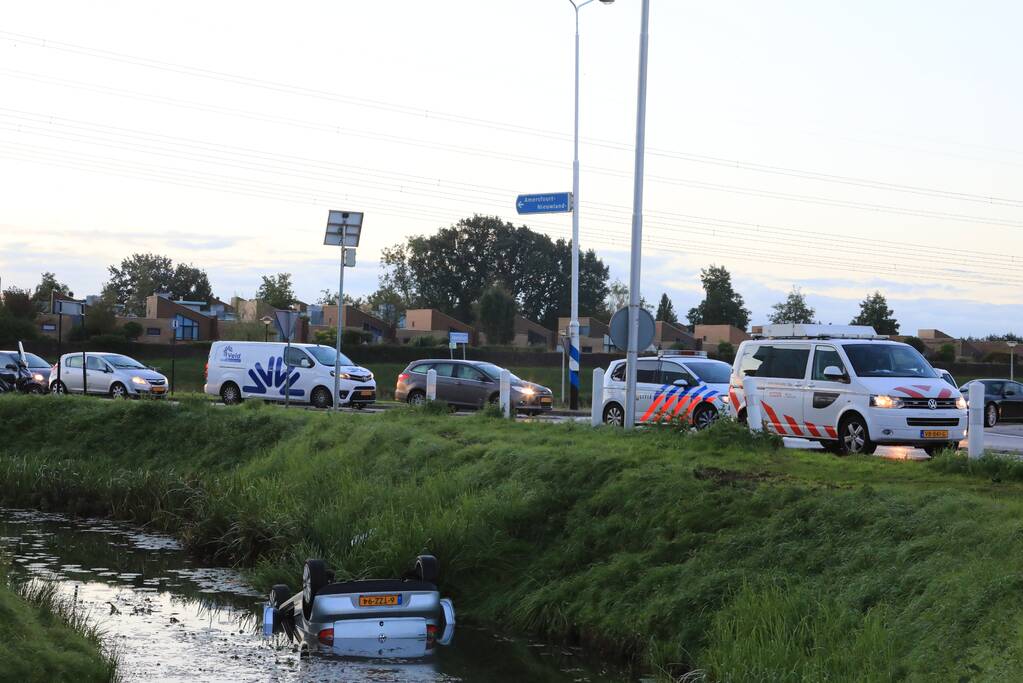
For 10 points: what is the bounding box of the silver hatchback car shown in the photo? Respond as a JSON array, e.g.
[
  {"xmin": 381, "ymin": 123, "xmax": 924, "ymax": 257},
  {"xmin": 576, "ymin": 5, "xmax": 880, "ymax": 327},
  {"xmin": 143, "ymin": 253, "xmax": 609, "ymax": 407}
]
[{"xmin": 49, "ymin": 352, "xmax": 169, "ymax": 398}]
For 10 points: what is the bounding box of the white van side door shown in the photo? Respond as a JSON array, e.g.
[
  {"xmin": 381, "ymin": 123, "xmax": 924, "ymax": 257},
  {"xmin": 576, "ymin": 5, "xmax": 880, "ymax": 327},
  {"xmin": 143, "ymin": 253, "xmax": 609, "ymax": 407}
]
[
  {"xmin": 283, "ymin": 347, "xmax": 315, "ymax": 402},
  {"xmin": 801, "ymin": 344, "xmax": 849, "ymax": 441},
  {"xmin": 749, "ymin": 343, "xmax": 811, "ymax": 436}
]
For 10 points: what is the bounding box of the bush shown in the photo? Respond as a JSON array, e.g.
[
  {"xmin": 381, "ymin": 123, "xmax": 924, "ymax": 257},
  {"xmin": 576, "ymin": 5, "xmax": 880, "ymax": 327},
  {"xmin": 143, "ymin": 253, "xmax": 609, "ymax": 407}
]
[
  {"xmin": 937, "ymin": 343, "xmax": 955, "ymax": 363},
  {"xmin": 342, "ymin": 330, "xmax": 373, "ymax": 346},
  {"xmin": 87, "ymin": 334, "xmax": 132, "ymax": 352},
  {"xmin": 903, "ymin": 336, "xmax": 927, "ymax": 354},
  {"xmin": 0, "ymin": 310, "xmax": 38, "ymax": 346},
  {"xmin": 717, "ymin": 340, "xmax": 736, "ymax": 362},
  {"xmin": 412, "ymin": 335, "xmax": 440, "ymax": 348},
  {"xmin": 121, "ymin": 321, "xmax": 143, "ymax": 340}
]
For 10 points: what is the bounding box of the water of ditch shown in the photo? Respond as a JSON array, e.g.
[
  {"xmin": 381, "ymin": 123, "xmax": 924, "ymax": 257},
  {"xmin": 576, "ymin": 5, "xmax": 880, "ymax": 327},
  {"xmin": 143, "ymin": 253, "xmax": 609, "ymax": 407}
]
[{"xmin": 0, "ymin": 508, "xmax": 638, "ymax": 682}]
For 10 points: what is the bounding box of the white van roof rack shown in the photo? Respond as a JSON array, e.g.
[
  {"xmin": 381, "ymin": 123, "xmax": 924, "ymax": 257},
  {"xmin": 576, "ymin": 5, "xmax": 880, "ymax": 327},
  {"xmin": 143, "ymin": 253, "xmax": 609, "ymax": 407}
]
[
  {"xmin": 753, "ymin": 324, "xmax": 886, "ymax": 340},
  {"xmin": 657, "ymin": 350, "xmax": 709, "ymax": 359}
]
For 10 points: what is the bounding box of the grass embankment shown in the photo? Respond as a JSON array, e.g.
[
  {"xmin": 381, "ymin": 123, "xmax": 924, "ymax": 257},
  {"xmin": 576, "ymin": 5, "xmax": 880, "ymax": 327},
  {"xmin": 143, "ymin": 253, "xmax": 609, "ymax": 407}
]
[
  {"xmin": 146, "ymin": 357, "xmax": 594, "ymax": 404},
  {"xmin": 4, "ymin": 395, "xmax": 1023, "ymax": 680},
  {"xmin": 0, "ymin": 572, "xmax": 117, "ymax": 682}
]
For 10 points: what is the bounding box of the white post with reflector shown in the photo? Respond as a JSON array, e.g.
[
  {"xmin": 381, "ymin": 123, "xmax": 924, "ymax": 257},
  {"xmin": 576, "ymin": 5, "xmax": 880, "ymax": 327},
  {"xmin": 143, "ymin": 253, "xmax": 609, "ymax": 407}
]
[
  {"xmin": 743, "ymin": 377, "xmax": 764, "ymax": 432},
  {"xmin": 968, "ymin": 381, "xmax": 984, "ymax": 459},
  {"xmin": 426, "ymin": 369, "xmax": 437, "ymax": 402},
  {"xmin": 500, "ymin": 370, "xmax": 511, "ymax": 419},
  {"xmin": 591, "ymin": 368, "xmax": 604, "ymax": 427}
]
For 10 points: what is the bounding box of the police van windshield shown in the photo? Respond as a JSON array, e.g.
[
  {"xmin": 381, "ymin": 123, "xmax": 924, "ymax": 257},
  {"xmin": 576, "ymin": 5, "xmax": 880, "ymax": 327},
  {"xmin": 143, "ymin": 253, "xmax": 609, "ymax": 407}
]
[
  {"xmin": 683, "ymin": 362, "xmax": 731, "ymax": 384},
  {"xmin": 308, "ymin": 346, "xmax": 354, "ymax": 366},
  {"xmin": 843, "ymin": 344, "xmax": 936, "ymax": 378}
]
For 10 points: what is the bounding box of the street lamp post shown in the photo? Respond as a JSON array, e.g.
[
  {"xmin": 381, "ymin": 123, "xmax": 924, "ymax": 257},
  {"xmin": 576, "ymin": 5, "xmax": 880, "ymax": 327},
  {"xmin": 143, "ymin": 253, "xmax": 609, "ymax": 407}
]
[
  {"xmin": 623, "ymin": 0, "xmax": 651, "ymax": 430},
  {"xmin": 1009, "ymin": 341, "xmax": 1018, "ymax": 382},
  {"xmin": 567, "ymin": 0, "xmax": 614, "ymax": 411},
  {"xmin": 261, "ymin": 316, "xmax": 273, "ymax": 342},
  {"xmin": 324, "ymin": 210, "xmax": 363, "ymax": 412}
]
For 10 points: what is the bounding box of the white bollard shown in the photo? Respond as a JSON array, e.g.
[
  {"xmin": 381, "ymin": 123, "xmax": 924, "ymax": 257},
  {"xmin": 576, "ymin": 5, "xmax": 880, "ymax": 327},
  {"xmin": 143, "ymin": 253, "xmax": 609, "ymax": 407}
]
[
  {"xmin": 426, "ymin": 369, "xmax": 437, "ymax": 401},
  {"xmin": 591, "ymin": 368, "xmax": 605, "ymax": 427},
  {"xmin": 968, "ymin": 381, "xmax": 984, "ymax": 459},
  {"xmin": 500, "ymin": 369, "xmax": 511, "ymax": 418},
  {"xmin": 743, "ymin": 377, "xmax": 764, "ymax": 432}
]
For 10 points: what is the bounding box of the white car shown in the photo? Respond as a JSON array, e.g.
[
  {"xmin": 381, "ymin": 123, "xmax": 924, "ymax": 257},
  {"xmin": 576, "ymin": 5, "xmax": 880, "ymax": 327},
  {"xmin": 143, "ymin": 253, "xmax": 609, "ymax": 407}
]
[
  {"xmin": 204, "ymin": 341, "xmax": 375, "ymax": 409},
  {"xmin": 728, "ymin": 324, "xmax": 968, "ymax": 456},
  {"xmin": 600, "ymin": 353, "xmax": 732, "ymax": 429},
  {"xmin": 49, "ymin": 352, "xmax": 168, "ymax": 398}
]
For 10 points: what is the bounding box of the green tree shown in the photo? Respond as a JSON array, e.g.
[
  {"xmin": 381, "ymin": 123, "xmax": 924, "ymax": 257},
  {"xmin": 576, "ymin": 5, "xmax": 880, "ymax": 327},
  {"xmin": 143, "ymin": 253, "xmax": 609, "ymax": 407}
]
[
  {"xmin": 83, "ymin": 298, "xmax": 118, "ymax": 337},
  {"xmin": 655, "ymin": 293, "xmax": 678, "ymax": 324},
  {"xmin": 717, "ymin": 341, "xmax": 736, "ymax": 362},
  {"xmin": 365, "ymin": 285, "xmax": 405, "ymax": 327},
  {"xmin": 30, "ymin": 272, "xmax": 73, "ymax": 312},
  {"xmin": 937, "ymin": 343, "xmax": 955, "ymax": 363},
  {"xmin": 478, "ymin": 286, "xmax": 517, "ymax": 345},
  {"xmin": 171, "ymin": 263, "xmax": 213, "ymax": 302},
  {"xmin": 850, "ymin": 291, "xmax": 899, "ymax": 335},
  {"xmin": 687, "ymin": 265, "xmax": 751, "ymax": 330},
  {"xmin": 379, "ymin": 215, "xmax": 609, "ymax": 329},
  {"xmin": 769, "ymin": 286, "xmax": 815, "ymax": 324},
  {"xmin": 256, "ymin": 273, "xmax": 296, "ymax": 309},
  {"xmin": 102, "ymin": 254, "xmax": 212, "ymax": 316},
  {"xmin": 604, "ymin": 279, "xmax": 629, "ymax": 318},
  {"xmin": 121, "ymin": 321, "xmax": 143, "ymax": 340},
  {"xmin": 903, "ymin": 336, "xmax": 927, "ymax": 354},
  {"xmin": 1, "ymin": 287, "xmax": 35, "ymax": 320}
]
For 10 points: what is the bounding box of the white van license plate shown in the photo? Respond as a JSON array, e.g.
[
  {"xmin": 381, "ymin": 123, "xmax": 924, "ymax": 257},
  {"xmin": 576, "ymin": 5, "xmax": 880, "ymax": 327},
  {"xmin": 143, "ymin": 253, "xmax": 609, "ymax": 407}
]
[{"xmin": 921, "ymin": 430, "xmax": 948, "ymax": 439}]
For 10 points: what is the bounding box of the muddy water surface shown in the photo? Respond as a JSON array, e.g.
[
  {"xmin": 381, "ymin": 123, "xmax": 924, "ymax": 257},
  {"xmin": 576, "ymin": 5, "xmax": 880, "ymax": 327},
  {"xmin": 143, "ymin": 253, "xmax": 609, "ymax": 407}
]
[{"xmin": 0, "ymin": 509, "xmax": 634, "ymax": 682}]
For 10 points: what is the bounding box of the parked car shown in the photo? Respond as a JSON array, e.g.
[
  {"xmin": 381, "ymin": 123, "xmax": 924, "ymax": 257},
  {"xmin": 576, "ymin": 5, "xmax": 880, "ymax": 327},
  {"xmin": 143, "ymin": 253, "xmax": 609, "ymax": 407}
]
[
  {"xmin": 0, "ymin": 350, "xmax": 50, "ymax": 393},
  {"xmin": 394, "ymin": 359, "xmax": 553, "ymax": 414},
  {"xmin": 959, "ymin": 379, "xmax": 1023, "ymax": 428},
  {"xmin": 600, "ymin": 353, "xmax": 731, "ymax": 429},
  {"xmin": 728, "ymin": 324, "xmax": 967, "ymax": 456},
  {"xmin": 49, "ymin": 352, "xmax": 169, "ymax": 398},
  {"xmin": 264, "ymin": 555, "xmax": 455, "ymax": 657},
  {"xmin": 204, "ymin": 341, "xmax": 375, "ymax": 409}
]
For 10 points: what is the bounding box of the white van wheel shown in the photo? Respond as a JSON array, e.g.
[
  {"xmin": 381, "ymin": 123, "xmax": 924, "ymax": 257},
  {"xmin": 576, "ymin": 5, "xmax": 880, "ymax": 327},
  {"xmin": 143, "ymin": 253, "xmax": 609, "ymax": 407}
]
[
  {"xmin": 221, "ymin": 382, "xmax": 242, "ymax": 406},
  {"xmin": 603, "ymin": 402, "xmax": 624, "ymax": 426},
  {"xmin": 310, "ymin": 386, "xmax": 332, "ymax": 409}
]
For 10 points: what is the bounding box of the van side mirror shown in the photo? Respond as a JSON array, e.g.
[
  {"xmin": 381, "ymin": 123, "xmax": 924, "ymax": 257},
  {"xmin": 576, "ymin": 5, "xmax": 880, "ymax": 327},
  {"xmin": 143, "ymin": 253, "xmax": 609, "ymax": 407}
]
[{"xmin": 823, "ymin": 366, "xmax": 847, "ymax": 382}]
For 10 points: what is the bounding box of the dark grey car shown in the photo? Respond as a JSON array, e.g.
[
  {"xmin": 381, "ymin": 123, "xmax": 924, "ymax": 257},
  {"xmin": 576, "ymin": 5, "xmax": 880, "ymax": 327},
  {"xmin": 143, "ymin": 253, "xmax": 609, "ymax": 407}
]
[{"xmin": 394, "ymin": 359, "xmax": 553, "ymax": 414}]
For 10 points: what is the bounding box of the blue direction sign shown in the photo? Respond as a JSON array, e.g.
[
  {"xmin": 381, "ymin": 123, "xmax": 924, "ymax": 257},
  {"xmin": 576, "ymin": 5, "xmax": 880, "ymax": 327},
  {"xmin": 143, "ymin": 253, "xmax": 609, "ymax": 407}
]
[{"xmin": 515, "ymin": 192, "xmax": 573, "ymax": 215}]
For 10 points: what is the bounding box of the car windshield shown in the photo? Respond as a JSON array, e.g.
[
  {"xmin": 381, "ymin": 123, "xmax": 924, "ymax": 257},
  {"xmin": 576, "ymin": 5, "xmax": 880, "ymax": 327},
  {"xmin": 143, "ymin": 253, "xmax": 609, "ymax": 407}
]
[
  {"xmin": 843, "ymin": 344, "xmax": 937, "ymax": 378},
  {"xmin": 683, "ymin": 361, "xmax": 731, "ymax": 384},
  {"xmin": 104, "ymin": 354, "xmax": 147, "ymax": 369},
  {"xmin": 475, "ymin": 362, "xmax": 519, "ymax": 381},
  {"xmin": 23, "ymin": 353, "xmax": 50, "ymax": 369},
  {"xmin": 307, "ymin": 346, "xmax": 354, "ymax": 366}
]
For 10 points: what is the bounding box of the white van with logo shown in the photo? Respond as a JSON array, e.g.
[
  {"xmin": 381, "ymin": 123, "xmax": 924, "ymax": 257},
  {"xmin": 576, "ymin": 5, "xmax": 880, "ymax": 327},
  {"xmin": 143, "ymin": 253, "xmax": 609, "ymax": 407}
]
[
  {"xmin": 601, "ymin": 353, "xmax": 731, "ymax": 429},
  {"xmin": 728, "ymin": 324, "xmax": 967, "ymax": 455},
  {"xmin": 204, "ymin": 342, "xmax": 375, "ymax": 409}
]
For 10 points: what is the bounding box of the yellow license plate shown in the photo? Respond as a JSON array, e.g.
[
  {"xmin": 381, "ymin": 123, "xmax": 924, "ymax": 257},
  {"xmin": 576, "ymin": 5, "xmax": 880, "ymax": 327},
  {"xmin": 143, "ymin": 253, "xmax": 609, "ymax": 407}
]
[
  {"xmin": 921, "ymin": 430, "xmax": 949, "ymax": 439},
  {"xmin": 359, "ymin": 391, "xmax": 374, "ymax": 397},
  {"xmin": 151, "ymin": 387, "xmax": 165, "ymax": 394},
  {"xmin": 540, "ymin": 397, "xmax": 552, "ymax": 404},
  {"xmin": 359, "ymin": 594, "xmax": 400, "ymax": 607}
]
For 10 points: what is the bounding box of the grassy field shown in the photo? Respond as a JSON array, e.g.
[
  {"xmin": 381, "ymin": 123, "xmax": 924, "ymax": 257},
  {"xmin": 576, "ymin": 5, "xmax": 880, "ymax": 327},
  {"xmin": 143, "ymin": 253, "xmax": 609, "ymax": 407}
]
[
  {"xmin": 6, "ymin": 394, "xmax": 1023, "ymax": 679},
  {"xmin": 145, "ymin": 356, "xmax": 595, "ymax": 404},
  {"xmin": 0, "ymin": 570, "xmax": 117, "ymax": 682}
]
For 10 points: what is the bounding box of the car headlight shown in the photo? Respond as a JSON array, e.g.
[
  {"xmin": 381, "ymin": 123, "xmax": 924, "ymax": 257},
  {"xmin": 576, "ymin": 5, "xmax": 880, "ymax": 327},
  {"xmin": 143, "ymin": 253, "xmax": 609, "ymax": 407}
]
[
  {"xmin": 32, "ymin": 373, "xmax": 44, "ymax": 382},
  {"xmin": 519, "ymin": 386, "xmax": 536, "ymax": 396},
  {"xmin": 131, "ymin": 376, "xmax": 149, "ymax": 386},
  {"xmin": 870, "ymin": 394, "xmax": 903, "ymax": 409},
  {"xmin": 956, "ymin": 396, "xmax": 968, "ymax": 410},
  {"xmin": 332, "ymin": 371, "xmax": 351, "ymax": 380}
]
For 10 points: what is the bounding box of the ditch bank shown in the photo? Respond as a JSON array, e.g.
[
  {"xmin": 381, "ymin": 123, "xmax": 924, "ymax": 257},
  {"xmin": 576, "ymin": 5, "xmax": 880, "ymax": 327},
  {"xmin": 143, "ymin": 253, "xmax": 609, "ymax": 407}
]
[{"xmin": 3, "ymin": 395, "xmax": 1023, "ymax": 680}]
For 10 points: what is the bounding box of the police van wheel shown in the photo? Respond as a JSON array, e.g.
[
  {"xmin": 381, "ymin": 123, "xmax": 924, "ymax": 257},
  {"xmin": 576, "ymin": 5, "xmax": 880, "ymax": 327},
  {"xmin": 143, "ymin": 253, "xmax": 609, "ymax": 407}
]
[
  {"xmin": 693, "ymin": 405, "xmax": 717, "ymax": 430},
  {"xmin": 310, "ymin": 386, "xmax": 332, "ymax": 409},
  {"xmin": 603, "ymin": 402, "xmax": 625, "ymax": 427},
  {"xmin": 303, "ymin": 559, "xmax": 329, "ymax": 620},
  {"xmin": 221, "ymin": 382, "xmax": 242, "ymax": 406},
  {"xmin": 838, "ymin": 415, "xmax": 876, "ymax": 456}
]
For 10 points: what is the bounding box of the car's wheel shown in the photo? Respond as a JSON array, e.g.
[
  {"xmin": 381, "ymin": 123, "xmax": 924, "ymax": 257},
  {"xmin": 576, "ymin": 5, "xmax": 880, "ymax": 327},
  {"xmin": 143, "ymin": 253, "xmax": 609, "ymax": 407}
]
[
  {"xmin": 302, "ymin": 559, "xmax": 330, "ymax": 620},
  {"xmin": 28, "ymin": 385, "xmax": 44, "ymax": 395},
  {"xmin": 837, "ymin": 414, "xmax": 876, "ymax": 456},
  {"xmin": 985, "ymin": 403, "xmax": 999, "ymax": 428},
  {"xmin": 110, "ymin": 382, "xmax": 129, "ymax": 399},
  {"xmin": 353, "ymin": 403, "xmax": 365, "ymax": 410},
  {"xmin": 488, "ymin": 392, "xmax": 500, "ymax": 406},
  {"xmin": 310, "ymin": 386, "xmax": 332, "ymax": 409},
  {"xmin": 414, "ymin": 554, "xmax": 439, "ymax": 584},
  {"xmin": 50, "ymin": 381, "xmax": 67, "ymax": 395},
  {"xmin": 270, "ymin": 583, "xmax": 291, "ymax": 608},
  {"xmin": 220, "ymin": 382, "xmax": 242, "ymax": 406},
  {"xmin": 603, "ymin": 402, "xmax": 624, "ymax": 426},
  {"xmin": 692, "ymin": 404, "xmax": 717, "ymax": 430},
  {"xmin": 407, "ymin": 389, "xmax": 426, "ymax": 406}
]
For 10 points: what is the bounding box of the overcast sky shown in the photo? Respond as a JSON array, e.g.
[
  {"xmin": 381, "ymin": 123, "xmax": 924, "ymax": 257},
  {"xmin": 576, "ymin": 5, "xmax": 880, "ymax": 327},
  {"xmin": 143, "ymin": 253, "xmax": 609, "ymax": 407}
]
[{"xmin": 2, "ymin": 1, "xmax": 1022, "ymax": 336}]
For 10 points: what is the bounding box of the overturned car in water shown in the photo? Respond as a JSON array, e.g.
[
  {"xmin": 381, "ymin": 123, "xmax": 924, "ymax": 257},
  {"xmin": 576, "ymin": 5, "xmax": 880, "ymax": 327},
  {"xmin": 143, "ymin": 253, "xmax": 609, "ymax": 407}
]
[{"xmin": 263, "ymin": 554, "xmax": 455, "ymax": 658}]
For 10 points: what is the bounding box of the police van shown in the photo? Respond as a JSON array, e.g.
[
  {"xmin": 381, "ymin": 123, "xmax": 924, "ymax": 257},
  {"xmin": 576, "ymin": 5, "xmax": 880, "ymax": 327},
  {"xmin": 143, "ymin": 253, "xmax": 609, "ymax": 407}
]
[
  {"xmin": 204, "ymin": 341, "xmax": 376, "ymax": 409},
  {"xmin": 728, "ymin": 324, "xmax": 967, "ymax": 455},
  {"xmin": 601, "ymin": 352, "xmax": 731, "ymax": 429}
]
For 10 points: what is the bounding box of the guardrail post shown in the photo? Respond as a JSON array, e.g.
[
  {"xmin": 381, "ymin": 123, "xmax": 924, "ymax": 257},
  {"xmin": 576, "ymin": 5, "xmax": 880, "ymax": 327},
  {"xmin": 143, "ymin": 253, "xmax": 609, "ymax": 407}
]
[
  {"xmin": 591, "ymin": 368, "xmax": 604, "ymax": 427},
  {"xmin": 500, "ymin": 369, "xmax": 511, "ymax": 419},
  {"xmin": 426, "ymin": 369, "xmax": 437, "ymax": 401},
  {"xmin": 968, "ymin": 381, "xmax": 984, "ymax": 459},
  {"xmin": 743, "ymin": 377, "xmax": 764, "ymax": 432}
]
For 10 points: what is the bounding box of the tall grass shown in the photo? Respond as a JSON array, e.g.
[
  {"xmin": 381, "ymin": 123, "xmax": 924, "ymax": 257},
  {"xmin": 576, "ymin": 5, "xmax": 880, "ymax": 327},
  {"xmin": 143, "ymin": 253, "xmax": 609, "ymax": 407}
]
[{"xmin": 3, "ymin": 395, "xmax": 1023, "ymax": 679}]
